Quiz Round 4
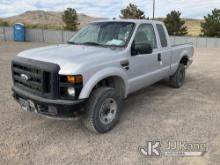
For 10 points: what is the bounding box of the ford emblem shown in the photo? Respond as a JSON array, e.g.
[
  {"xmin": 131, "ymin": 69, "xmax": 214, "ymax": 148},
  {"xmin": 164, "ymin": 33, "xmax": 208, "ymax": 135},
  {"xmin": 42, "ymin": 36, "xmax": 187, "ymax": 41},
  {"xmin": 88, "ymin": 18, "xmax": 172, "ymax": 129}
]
[{"xmin": 20, "ymin": 74, "xmax": 29, "ymax": 81}]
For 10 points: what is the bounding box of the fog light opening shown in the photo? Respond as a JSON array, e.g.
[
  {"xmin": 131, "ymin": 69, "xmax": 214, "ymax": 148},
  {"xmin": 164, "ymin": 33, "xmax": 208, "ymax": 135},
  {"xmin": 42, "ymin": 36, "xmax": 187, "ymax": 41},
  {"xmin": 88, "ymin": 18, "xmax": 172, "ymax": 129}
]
[{"xmin": 67, "ymin": 87, "xmax": 76, "ymax": 97}]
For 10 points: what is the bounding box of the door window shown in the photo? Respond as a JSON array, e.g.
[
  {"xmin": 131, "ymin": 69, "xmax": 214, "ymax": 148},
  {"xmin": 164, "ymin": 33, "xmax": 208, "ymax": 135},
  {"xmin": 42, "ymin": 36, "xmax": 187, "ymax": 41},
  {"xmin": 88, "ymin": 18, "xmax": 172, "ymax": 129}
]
[{"xmin": 134, "ymin": 24, "xmax": 157, "ymax": 49}]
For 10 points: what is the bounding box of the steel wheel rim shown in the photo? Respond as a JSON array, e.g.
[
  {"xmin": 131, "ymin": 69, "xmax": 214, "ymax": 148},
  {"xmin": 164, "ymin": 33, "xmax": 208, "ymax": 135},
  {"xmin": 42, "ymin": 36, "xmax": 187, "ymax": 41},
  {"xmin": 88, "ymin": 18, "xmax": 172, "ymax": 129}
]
[{"xmin": 99, "ymin": 98, "xmax": 117, "ymax": 125}]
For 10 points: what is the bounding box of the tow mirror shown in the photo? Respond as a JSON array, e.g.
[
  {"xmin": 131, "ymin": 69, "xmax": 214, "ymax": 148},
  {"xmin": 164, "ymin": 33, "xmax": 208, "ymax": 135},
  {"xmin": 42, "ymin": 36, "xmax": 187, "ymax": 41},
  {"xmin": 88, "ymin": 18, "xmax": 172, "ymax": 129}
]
[{"xmin": 131, "ymin": 41, "xmax": 153, "ymax": 56}]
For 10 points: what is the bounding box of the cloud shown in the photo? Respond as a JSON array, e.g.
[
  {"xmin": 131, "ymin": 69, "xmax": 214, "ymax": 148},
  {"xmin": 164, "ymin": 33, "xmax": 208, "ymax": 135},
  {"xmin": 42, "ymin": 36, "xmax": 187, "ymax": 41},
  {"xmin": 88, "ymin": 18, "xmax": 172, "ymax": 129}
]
[{"xmin": 0, "ymin": 0, "xmax": 219, "ymax": 18}]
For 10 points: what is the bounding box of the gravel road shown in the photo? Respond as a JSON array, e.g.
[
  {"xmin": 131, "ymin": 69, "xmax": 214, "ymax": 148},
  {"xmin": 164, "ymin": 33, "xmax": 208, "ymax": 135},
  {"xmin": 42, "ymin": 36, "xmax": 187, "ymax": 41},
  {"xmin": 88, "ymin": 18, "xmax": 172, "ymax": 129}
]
[{"xmin": 0, "ymin": 41, "xmax": 220, "ymax": 165}]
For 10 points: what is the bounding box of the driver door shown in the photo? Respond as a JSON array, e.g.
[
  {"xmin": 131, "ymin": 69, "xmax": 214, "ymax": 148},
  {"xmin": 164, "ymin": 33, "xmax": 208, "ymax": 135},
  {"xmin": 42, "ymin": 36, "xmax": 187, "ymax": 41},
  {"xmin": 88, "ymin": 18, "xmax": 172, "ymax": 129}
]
[{"xmin": 128, "ymin": 23, "xmax": 162, "ymax": 93}]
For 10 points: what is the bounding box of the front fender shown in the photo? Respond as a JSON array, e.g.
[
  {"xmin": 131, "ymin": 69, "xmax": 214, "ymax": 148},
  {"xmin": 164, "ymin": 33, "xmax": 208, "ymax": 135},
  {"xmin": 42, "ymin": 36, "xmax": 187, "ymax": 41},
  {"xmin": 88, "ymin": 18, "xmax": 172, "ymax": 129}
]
[{"xmin": 78, "ymin": 67, "xmax": 128, "ymax": 99}]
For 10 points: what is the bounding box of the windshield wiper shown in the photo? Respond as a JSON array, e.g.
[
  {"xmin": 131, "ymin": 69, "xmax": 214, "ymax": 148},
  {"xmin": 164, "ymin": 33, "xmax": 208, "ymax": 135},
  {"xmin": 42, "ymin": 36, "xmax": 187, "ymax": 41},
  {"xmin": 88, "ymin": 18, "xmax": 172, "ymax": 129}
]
[
  {"xmin": 68, "ymin": 41, "xmax": 109, "ymax": 48},
  {"xmin": 80, "ymin": 42, "xmax": 107, "ymax": 47},
  {"xmin": 67, "ymin": 41, "xmax": 77, "ymax": 45}
]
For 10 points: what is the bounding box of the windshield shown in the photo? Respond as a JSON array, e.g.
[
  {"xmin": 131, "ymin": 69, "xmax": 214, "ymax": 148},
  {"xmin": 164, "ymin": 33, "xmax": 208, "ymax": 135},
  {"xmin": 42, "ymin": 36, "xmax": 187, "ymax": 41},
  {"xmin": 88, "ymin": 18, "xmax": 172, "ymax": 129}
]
[{"xmin": 69, "ymin": 22, "xmax": 135, "ymax": 47}]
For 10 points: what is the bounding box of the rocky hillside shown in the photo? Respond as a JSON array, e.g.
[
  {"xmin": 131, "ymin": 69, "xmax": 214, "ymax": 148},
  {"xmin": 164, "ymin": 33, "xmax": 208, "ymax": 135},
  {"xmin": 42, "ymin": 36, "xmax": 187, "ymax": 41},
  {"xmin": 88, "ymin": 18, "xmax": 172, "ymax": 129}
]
[
  {"xmin": 3, "ymin": 10, "xmax": 105, "ymax": 29},
  {"xmin": 1, "ymin": 10, "xmax": 203, "ymax": 36}
]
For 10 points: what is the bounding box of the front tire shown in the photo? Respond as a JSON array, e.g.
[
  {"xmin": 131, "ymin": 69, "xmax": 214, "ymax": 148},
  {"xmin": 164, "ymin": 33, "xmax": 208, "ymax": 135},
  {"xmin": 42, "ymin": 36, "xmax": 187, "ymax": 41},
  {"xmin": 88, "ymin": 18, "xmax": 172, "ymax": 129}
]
[
  {"xmin": 169, "ymin": 63, "xmax": 186, "ymax": 88},
  {"xmin": 81, "ymin": 87, "xmax": 123, "ymax": 133}
]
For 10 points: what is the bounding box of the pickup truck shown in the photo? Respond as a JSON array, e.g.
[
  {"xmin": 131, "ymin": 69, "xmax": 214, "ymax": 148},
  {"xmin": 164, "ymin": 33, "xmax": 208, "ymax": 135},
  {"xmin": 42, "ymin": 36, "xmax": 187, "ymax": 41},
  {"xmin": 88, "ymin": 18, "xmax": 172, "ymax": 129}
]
[{"xmin": 11, "ymin": 20, "xmax": 193, "ymax": 133}]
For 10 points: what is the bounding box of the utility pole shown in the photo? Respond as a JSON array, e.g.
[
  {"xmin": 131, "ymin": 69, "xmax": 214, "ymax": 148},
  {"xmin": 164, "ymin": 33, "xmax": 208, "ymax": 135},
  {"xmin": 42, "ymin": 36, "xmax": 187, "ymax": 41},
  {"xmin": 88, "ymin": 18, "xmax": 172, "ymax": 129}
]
[{"xmin": 153, "ymin": 0, "xmax": 155, "ymax": 20}]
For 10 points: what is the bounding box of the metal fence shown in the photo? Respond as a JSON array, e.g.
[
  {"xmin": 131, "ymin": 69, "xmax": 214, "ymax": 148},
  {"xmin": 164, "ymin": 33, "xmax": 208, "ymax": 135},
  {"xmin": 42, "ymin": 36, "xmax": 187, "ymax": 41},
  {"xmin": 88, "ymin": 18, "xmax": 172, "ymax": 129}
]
[
  {"xmin": 0, "ymin": 27, "xmax": 76, "ymax": 44},
  {"xmin": 0, "ymin": 27, "xmax": 13, "ymax": 41},
  {"xmin": 1, "ymin": 26, "xmax": 220, "ymax": 48},
  {"xmin": 169, "ymin": 36, "xmax": 220, "ymax": 48}
]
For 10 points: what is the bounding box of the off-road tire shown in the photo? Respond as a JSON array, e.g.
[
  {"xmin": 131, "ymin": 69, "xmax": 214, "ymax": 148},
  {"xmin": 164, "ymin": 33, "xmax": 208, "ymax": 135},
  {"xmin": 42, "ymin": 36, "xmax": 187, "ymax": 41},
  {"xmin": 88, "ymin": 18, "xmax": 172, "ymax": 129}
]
[{"xmin": 81, "ymin": 87, "xmax": 123, "ymax": 133}]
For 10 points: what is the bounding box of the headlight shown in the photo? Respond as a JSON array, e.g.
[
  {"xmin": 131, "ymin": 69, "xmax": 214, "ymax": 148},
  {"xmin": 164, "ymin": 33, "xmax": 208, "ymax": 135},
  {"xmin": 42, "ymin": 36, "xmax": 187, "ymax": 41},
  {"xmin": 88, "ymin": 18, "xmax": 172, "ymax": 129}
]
[
  {"xmin": 59, "ymin": 75, "xmax": 83, "ymax": 99},
  {"xmin": 67, "ymin": 87, "xmax": 76, "ymax": 97}
]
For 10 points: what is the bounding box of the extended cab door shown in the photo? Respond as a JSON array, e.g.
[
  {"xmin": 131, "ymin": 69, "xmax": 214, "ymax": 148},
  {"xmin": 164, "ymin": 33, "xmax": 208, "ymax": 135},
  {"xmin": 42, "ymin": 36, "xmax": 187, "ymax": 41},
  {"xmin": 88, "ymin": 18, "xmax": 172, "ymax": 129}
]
[
  {"xmin": 155, "ymin": 23, "xmax": 172, "ymax": 77},
  {"xmin": 128, "ymin": 23, "xmax": 164, "ymax": 93}
]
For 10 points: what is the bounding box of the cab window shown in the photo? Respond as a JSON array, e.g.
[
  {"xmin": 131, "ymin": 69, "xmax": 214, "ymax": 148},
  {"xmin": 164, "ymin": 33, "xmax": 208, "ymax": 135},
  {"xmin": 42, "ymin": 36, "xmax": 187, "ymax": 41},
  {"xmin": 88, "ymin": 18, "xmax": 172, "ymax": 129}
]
[
  {"xmin": 156, "ymin": 24, "xmax": 168, "ymax": 47},
  {"xmin": 134, "ymin": 24, "xmax": 157, "ymax": 49}
]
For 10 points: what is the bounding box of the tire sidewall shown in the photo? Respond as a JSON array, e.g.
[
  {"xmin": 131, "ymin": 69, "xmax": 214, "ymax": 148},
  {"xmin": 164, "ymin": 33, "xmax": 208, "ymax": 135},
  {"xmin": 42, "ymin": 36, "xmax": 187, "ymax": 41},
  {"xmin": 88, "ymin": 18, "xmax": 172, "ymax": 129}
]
[
  {"xmin": 91, "ymin": 88, "xmax": 122, "ymax": 133},
  {"xmin": 177, "ymin": 64, "xmax": 185, "ymax": 87}
]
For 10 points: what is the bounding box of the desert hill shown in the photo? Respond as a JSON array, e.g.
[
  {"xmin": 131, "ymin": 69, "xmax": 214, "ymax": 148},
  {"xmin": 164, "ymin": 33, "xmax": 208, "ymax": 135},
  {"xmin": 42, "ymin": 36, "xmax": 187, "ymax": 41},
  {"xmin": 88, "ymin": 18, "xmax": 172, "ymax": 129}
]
[
  {"xmin": 3, "ymin": 10, "xmax": 105, "ymax": 29},
  {"xmin": 1, "ymin": 10, "xmax": 203, "ymax": 36}
]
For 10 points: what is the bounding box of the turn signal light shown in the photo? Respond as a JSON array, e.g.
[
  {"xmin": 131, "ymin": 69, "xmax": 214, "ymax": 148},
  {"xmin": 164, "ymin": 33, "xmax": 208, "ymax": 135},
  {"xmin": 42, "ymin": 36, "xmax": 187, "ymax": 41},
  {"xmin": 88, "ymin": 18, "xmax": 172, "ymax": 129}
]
[{"xmin": 67, "ymin": 75, "xmax": 82, "ymax": 84}]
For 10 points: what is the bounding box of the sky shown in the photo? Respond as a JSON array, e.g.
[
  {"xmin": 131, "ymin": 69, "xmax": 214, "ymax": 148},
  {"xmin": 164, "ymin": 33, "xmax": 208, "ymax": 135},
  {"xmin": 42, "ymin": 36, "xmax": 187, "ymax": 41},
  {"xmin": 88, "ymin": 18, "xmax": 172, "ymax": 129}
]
[{"xmin": 0, "ymin": 0, "xmax": 219, "ymax": 19}]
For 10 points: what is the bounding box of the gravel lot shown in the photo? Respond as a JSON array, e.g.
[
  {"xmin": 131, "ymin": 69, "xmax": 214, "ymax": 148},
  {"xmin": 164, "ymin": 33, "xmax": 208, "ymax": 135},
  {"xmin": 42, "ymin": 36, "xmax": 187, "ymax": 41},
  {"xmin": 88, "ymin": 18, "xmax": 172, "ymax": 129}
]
[{"xmin": 0, "ymin": 41, "xmax": 220, "ymax": 165}]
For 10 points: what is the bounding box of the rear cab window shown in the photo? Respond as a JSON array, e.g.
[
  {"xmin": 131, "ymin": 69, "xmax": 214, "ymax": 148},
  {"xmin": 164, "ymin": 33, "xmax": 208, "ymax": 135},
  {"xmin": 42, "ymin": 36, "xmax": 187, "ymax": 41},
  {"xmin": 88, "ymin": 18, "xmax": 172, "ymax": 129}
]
[{"xmin": 156, "ymin": 24, "xmax": 168, "ymax": 48}]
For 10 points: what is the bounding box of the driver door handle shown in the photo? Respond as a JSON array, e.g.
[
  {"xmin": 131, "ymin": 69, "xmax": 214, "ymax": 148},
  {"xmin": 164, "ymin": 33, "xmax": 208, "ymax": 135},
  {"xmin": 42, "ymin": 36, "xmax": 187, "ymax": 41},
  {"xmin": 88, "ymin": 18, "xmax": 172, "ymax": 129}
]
[{"xmin": 120, "ymin": 60, "xmax": 130, "ymax": 70}]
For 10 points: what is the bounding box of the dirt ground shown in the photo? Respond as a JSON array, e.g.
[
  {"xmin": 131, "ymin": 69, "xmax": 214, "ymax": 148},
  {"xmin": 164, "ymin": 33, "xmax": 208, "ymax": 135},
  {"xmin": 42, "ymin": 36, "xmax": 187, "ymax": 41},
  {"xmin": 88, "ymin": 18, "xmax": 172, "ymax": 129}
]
[{"xmin": 0, "ymin": 41, "xmax": 220, "ymax": 165}]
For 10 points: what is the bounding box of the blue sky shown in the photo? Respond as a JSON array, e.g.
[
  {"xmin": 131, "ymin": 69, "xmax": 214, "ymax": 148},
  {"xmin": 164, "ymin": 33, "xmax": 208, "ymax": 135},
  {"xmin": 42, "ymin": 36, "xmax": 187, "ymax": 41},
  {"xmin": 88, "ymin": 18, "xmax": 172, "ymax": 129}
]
[{"xmin": 0, "ymin": 0, "xmax": 219, "ymax": 19}]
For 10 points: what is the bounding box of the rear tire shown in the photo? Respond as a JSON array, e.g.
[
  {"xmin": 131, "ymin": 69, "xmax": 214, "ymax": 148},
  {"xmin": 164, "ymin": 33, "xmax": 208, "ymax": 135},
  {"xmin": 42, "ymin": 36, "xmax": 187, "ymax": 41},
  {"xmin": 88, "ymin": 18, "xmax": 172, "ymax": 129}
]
[
  {"xmin": 81, "ymin": 87, "xmax": 123, "ymax": 133},
  {"xmin": 169, "ymin": 63, "xmax": 186, "ymax": 88}
]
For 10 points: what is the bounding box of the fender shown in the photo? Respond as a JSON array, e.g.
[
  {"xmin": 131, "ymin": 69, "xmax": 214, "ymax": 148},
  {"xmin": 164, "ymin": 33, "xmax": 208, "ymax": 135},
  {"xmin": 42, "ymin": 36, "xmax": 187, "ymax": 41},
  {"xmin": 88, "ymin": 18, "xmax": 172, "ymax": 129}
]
[
  {"xmin": 179, "ymin": 50, "xmax": 190, "ymax": 63},
  {"xmin": 78, "ymin": 67, "xmax": 129, "ymax": 99},
  {"xmin": 170, "ymin": 49, "xmax": 189, "ymax": 75}
]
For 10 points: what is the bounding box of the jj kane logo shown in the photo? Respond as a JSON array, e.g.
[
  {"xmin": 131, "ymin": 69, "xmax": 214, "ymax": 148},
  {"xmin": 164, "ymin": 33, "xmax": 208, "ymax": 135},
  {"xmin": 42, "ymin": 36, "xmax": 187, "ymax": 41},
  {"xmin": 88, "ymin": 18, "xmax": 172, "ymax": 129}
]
[
  {"xmin": 138, "ymin": 141, "xmax": 161, "ymax": 157},
  {"xmin": 139, "ymin": 140, "xmax": 206, "ymax": 157}
]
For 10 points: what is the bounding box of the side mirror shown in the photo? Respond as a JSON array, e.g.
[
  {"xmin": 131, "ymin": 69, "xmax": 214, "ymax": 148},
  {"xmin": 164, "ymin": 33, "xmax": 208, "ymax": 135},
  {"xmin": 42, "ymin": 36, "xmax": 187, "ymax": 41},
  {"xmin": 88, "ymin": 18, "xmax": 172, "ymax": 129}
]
[{"xmin": 131, "ymin": 41, "xmax": 153, "ymax": 56}]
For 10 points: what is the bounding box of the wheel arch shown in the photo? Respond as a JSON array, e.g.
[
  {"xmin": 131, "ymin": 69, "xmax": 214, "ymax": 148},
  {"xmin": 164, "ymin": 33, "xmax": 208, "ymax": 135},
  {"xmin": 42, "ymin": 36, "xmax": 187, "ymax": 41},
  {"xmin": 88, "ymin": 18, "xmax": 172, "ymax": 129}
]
[
  {"xmin": 179, "ymin": 55, "xmax": 189, "ymax": 66},
  {"xmin": 178, "ymin": 49, "xmax": 190, "ymax": 66},
  {"xmin": 78, "ymin": 68, "xmax": 128, "ymax": 99}
]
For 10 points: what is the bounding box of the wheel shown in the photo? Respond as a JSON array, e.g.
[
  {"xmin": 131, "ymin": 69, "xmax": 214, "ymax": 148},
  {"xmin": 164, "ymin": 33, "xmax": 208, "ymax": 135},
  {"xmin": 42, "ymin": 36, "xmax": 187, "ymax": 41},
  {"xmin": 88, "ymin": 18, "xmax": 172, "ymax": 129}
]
[
  {"xmin": 81, "ymin": 87, "xmax": 123, "ymax": 133},
  {"xmin": 169, "ymin": 63, "xmax": 186, "ymax": 88}
]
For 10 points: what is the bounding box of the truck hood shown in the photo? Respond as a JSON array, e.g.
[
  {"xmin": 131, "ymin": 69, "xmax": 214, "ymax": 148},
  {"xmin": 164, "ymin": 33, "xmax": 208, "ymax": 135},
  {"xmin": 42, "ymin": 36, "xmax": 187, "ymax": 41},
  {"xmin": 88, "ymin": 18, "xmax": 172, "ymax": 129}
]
[{"xmin": 18, "ymin": 44, "xmax": 122, "ymax": 74}]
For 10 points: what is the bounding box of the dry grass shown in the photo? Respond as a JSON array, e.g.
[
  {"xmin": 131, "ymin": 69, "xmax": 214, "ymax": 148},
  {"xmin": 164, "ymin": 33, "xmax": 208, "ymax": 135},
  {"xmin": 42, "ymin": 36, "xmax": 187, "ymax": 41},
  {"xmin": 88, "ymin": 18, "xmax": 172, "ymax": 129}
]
[{"xmin": 185, "ymin": 19, "xmax": 204, "ymax": 36}]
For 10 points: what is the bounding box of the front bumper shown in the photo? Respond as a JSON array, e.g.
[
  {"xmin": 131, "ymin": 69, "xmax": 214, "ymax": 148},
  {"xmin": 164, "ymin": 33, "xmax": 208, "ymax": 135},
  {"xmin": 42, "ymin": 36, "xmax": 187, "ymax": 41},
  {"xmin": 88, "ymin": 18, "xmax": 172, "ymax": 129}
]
[{"xmin": 12, "ymin": 86, "xmax": 86, "ymax": 119}]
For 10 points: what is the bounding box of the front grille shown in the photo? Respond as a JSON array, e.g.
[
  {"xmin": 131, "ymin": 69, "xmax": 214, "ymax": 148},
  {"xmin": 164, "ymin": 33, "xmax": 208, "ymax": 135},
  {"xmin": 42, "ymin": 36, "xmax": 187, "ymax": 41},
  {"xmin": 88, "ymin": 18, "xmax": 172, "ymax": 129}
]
[
  {"xmin": 12, "ymin": 63, "xmax": 51, "ymax": 94},
  {"xmin": 11, "ymin": 57, "xmax": 60, "ymax": 99}
]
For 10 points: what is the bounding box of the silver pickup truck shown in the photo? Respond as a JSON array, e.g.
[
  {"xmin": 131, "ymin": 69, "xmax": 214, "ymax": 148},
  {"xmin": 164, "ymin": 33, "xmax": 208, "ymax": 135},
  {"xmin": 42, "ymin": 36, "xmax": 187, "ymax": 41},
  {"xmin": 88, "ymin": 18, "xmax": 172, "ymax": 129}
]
[{"xmin": 11, "ymin": 20, "xmax": 193, "ymax": 133}]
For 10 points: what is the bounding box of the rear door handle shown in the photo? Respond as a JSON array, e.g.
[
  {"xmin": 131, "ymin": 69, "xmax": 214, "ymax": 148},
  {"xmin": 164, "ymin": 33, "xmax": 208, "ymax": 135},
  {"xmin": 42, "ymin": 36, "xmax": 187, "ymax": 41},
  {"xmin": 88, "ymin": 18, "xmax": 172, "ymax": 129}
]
[{"xmin": 157, "ymin": 53, "xmax": 162, "ymax": 61}]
